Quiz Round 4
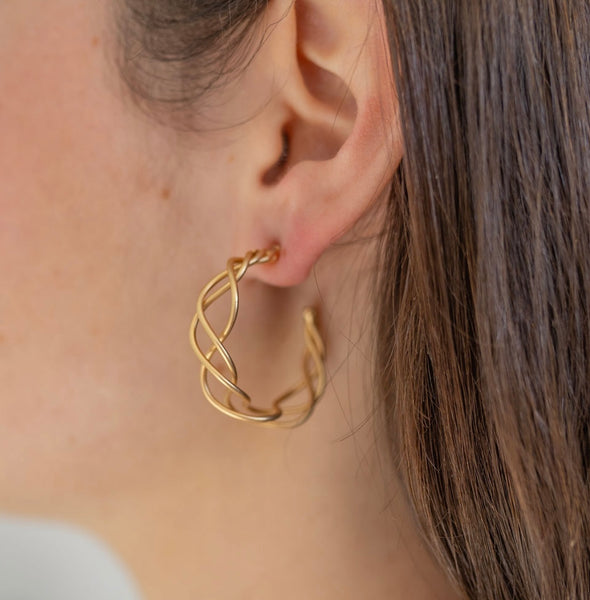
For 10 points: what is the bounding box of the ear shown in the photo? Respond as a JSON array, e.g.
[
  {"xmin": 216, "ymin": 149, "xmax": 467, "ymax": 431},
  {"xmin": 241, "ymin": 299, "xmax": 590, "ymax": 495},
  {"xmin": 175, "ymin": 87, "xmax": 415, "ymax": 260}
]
[{"xmin": 233, "ymin": 0, "xmax": 402, "ymax": 287}]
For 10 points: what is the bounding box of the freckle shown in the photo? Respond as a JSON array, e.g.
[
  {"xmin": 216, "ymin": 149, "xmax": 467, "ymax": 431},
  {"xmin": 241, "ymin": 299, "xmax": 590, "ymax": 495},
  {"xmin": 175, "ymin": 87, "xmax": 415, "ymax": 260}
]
[
  {"xmin": 91, "ymin": 36, "xmax": 100, "ymax": 48},
  {"xmin": 160, "ymin": 187, "xmax": 171, "ymax": 201},
  {"xmin": 90, "ymin": 326, "xmax": 101, "ymax": 338},
  {"xmin": 227, "ymin": 155, "xmax": 235, "ymax": 164},
  {"xmin": 0, "ymin": 333, "xmax": 5, "ymax": 345}
]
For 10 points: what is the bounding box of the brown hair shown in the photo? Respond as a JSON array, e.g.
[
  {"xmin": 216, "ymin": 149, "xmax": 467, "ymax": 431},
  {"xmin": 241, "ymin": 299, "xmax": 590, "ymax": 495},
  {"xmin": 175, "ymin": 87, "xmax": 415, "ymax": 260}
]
[
  {"xmin": 117, "ymin": 1, "xmax": 590, "ymax": 597},
  {"xmin": 115, "ymin": 0, "xmax": 268, "ymax": 124},
  {"xmin": 377, "ymin": 1, "xmax": 590, "ymax": 597}
]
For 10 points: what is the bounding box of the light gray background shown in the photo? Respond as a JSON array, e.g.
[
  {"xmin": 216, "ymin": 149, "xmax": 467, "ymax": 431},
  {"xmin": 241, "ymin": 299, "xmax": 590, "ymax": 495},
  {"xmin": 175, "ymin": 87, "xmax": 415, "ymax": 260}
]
[{"xmin": 0, "ymin": 516, "xmax": 143, "ymax": 600}]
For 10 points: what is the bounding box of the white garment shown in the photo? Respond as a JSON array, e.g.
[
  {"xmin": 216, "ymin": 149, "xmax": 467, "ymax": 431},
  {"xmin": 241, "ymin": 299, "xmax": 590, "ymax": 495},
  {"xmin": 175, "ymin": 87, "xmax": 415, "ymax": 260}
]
[{"xmin": 0, "ymin": 516, "xmax": 143, "ymax": 600}]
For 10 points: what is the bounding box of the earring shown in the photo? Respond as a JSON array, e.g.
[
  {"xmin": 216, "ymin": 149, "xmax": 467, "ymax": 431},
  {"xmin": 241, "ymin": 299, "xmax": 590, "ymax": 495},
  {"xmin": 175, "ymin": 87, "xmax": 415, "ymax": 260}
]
[{"xmin": 189, "ymin": 247, "xmax": 326, "ymax": 428}]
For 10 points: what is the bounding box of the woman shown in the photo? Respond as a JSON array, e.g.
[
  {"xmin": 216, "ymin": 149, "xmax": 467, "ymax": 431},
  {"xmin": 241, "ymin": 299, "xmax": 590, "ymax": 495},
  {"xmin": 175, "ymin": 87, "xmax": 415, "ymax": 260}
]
[{"xmin": 0, "ymin": 0, "xmax": 587, "ymax": 598}]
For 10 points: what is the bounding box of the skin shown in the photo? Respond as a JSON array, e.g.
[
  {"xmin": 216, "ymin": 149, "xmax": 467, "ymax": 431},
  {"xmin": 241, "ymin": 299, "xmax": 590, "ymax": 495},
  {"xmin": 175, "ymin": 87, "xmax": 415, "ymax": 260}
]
[{"xmin": 0, "ymin": 1, "xmax": 461, "ymax": 599}]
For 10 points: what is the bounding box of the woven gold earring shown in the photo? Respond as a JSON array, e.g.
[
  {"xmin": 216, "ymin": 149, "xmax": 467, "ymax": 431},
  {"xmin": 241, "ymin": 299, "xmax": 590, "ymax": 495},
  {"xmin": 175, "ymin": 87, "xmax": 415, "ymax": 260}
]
[{"xmin": 189, "ymin": 247, "xmax": 326, "ymax": 428}]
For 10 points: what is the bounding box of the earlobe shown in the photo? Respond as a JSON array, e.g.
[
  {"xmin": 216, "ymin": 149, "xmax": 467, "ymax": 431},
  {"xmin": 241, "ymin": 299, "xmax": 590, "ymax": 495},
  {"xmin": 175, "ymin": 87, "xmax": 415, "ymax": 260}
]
[{"xmin": 234, "ymin": 0, "xmax": 402, "ymax": 287}]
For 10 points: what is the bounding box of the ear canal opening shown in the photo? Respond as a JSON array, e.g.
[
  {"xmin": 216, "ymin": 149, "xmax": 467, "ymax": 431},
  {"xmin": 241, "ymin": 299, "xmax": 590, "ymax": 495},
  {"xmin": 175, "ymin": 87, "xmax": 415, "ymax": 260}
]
[{"xmin": 261, "ymin": 127, "xmax": 291, "ymax": 186}]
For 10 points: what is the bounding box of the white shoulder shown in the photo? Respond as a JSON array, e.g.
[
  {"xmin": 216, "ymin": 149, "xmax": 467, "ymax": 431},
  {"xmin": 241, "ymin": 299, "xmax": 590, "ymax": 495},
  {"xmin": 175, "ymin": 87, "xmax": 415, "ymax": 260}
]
[{"xmin": 0, "ymin": 516, "xmax": 143, "ymax": 600}]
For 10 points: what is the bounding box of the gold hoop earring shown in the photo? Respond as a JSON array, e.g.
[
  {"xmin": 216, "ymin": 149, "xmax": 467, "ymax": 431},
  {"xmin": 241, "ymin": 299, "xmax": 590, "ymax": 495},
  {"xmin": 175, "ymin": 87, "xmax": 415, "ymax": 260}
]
[{"xmin": 189, "ymin": 247, "xmax": 326, "ymax": 428}]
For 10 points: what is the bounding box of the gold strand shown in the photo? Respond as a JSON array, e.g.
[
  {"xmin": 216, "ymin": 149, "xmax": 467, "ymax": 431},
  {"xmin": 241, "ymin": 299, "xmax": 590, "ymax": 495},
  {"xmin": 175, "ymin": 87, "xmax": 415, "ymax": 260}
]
[{"xmin": 190, "ymin": 248, "xmax": 326, "ymax": 428}]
